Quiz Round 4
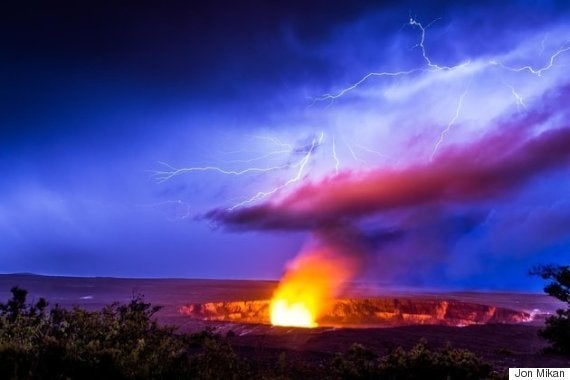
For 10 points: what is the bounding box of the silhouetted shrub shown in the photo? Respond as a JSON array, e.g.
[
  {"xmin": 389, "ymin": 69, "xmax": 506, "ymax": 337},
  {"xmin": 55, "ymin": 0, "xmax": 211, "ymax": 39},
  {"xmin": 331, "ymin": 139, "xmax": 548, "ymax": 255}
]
[
  {"xmin": 331, "ymin": 339, "xmax": 491, "ymax": 380},
  {"xmin": 532, "ymin": 264, "xmax": 570, "ymax": 354},
  {"xmin": 0, "ymin": 287, "xmax": 190, "ymax": 379},
  {"xmin": 0, "ymin": 287, "xmax": 496, "ymax": 379},
  {"xmin": 188, "ymin": 336, "xmax": 251, "ymax": 380},
  {"xmin": 331, "ymin": 343, "xmax": 379, "ymax": 379}
]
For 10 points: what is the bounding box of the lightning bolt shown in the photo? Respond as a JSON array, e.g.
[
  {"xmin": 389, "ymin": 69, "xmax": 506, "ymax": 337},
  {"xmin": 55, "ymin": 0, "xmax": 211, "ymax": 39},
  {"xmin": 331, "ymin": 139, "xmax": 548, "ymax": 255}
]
[
  {"xmin": 219, "ymin": 149, "xmax": 293, "ymax": 164},
  {"xmin": 311, "ymin": 18, "xmax": 567, "ymax": 162},
  {"xmin": 332, "ymin": 136, "xmax": 340, "ymax": 174},
  {"xmin": 311, "ymin": 17, "xmax": 568, "ymax": 158},
  {"xmin": 504, "ymin": 82, "xmax": 527, "ymax": 111},
  {"xmin": 152, "ymin": 130, "xmax": 327, "ymax": 211},
  {"xmin": 408, "ymin": 17, "xmax": 449, "ymax": 70},
  {"xmin": 490, "ymin": 44, "xmax": 570, "ymax": 76},
  {"xmin": 312, "ymin": 17, "xmax": 470, "ymax": 104},
  {"xmin": 151, "ymin": 161, "xmax": 292, "ymax": 183},
  {"xmin": 349, "ymin": 141, "xmax": 390, "ymax": 160},
  {"xmin": 249, "ymin": 135, "xmax": 295, "ymax": 150},
  {"xmin": 211, "ymin": 134, "xmax": 296, "ymax": 166},
  {"xmin": 345, "ymin": 140, "xmax": 368, "ymax": 165},
  {"xmin": 228, "ymin": 132, "xmax": 325, "ymax": 210},
  {"xmin": 313, "ymin": 68, "xmax": 424, "ymax": 104},
  {"xmin": 431, "ymin": 81, "xmax": 471, "ymax": 160}
]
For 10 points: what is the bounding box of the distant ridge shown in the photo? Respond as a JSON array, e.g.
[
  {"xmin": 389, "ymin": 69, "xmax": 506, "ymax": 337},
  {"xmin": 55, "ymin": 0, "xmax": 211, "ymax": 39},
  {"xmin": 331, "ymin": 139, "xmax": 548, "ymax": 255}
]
[{"xmin": 0, "ymin": 272, "xmax": 278, "ymax": 282}]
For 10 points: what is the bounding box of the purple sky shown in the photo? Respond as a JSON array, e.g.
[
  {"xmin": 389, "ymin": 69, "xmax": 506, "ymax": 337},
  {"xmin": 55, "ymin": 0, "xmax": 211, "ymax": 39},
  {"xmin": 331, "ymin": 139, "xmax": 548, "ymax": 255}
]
[{"xmin": 1, "ymin": 0, "xmax": 569, "ymax": 290}]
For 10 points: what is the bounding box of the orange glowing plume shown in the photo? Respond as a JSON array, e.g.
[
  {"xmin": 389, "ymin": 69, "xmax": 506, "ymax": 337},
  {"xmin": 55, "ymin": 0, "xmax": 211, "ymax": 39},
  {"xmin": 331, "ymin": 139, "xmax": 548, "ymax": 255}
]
[{"xmin": 269, "ymin": 245, "xmax": 357, "ymax": 328}]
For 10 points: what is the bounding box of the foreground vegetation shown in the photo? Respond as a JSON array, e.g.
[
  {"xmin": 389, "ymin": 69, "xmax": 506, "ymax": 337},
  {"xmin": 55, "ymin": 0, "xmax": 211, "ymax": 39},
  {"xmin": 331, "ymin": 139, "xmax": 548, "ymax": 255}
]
[
  {"xmin": 532, "ymin": 264, "xmax": 570, "ymax": 355},
  {"xmin": 0, "ymin": 287, "xmax": 500, "ymax": 379}
]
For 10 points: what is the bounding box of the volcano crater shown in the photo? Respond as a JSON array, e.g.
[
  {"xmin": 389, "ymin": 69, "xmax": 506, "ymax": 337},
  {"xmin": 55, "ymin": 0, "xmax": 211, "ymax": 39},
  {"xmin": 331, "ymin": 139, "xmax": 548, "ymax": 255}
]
[{"xmin": 179, "ymin": 297, "xmax": 531, "ymax": 328}]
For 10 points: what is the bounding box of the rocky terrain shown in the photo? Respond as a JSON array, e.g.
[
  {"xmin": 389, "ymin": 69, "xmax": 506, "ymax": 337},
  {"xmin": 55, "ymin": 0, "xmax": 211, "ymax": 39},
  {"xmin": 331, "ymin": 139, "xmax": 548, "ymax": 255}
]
[{"xmin": 180, "ymin": 297, "xmax": 531, "ymax": 327}]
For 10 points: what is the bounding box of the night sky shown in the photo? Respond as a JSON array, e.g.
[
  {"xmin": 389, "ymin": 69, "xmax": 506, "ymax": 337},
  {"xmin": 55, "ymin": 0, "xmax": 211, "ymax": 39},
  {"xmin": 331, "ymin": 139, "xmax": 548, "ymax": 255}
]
[{"xmin": 1, "ymin": 0, "xmax": 569, "ymax": 290}]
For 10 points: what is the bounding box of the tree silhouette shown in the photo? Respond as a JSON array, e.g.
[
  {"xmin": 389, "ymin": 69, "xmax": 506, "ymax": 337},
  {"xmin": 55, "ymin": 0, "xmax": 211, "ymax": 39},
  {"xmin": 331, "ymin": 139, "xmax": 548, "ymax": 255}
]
[{"xmin": 531, "ymin": 265, "xmax": 570, "ymax": 354}]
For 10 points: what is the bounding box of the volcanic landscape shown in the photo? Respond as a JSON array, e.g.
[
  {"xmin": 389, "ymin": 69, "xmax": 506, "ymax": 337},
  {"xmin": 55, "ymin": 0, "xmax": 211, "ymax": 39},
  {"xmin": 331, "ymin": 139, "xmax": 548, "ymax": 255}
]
[{"xmin": 1, "ymin": 273, "xmax": 567, "ymax": 370}]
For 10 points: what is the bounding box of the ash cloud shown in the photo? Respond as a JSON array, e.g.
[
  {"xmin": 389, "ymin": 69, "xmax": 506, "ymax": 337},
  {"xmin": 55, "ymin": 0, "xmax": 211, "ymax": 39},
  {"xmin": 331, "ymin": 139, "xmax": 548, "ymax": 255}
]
[
  {"xmin": 206, "ymin": 117, "xmax": 570, "ymax": 287},
  {"xmin": 207, "ymin": 124, "xmax": 570, "ymax": 231}
]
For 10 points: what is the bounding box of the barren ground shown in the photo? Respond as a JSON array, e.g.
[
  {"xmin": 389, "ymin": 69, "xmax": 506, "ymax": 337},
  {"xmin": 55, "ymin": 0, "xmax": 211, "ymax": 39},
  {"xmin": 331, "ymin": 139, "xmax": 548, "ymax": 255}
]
[{"xmin": 1, "ymin": 274, "xmax": 567, "ymax": 370}]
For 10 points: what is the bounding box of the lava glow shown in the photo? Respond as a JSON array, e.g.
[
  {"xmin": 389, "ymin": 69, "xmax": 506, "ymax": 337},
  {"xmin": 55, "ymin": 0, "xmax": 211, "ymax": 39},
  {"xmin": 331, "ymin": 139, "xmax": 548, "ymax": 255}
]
[
  {"xmin": 269, "ymin": 243, "xmax": 357, "ymax": 328},
  {"xmin": 270, "ymin": 299, "xmax": 317, "ymax": 328}
]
